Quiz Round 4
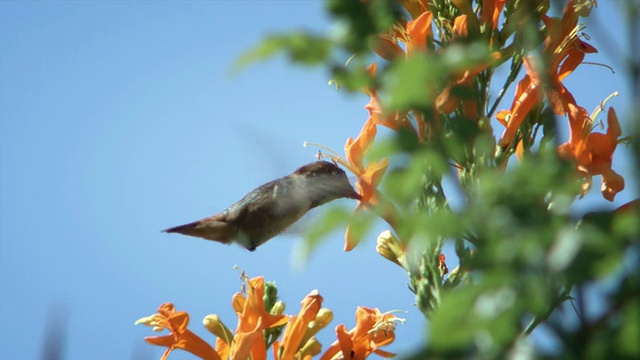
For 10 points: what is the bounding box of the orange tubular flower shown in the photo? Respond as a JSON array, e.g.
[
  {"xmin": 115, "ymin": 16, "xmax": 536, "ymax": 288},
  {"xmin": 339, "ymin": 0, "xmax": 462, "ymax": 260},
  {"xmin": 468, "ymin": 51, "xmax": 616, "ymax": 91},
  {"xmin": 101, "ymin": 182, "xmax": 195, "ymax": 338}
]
[
  {"xmin": 231, "ymin": 276, "xmax": 289, "ymax": 360},
  {"xmin": 320, "ymin": 307, "xmax": 402, "ymax": 360},
  {"xmin": 135, "ymin": 303, "xmax": 221, "ymax": 360},
  {"xmin": 364, "ymin": 63, "xmax": 415, "ymax": 134},
  {"xmin": 558, "ymin": 105, "xmax": 625, "ymax": 201},
  {"xmin": 278, "ymin": 290, "xmax": 323, "ymax": 360},
  {"xmin": 305, "ymin": 97, "xmax": 397, "ymax": 250},
  {"xmin": 343, "ymin": 118, "xmax": 392, "ymax": 251},
  {"xmin": 496, "ymin": 59, "xmax": 540, "ymax": 149}
]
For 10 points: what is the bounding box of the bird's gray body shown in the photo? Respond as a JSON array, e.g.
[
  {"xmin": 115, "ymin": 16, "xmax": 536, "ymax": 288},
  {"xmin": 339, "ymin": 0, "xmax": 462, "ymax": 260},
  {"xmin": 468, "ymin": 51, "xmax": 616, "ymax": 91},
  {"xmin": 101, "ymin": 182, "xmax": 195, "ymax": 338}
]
[{"xmin": 164, "ymin": 161, "xmax": 360, "ymax": 251}]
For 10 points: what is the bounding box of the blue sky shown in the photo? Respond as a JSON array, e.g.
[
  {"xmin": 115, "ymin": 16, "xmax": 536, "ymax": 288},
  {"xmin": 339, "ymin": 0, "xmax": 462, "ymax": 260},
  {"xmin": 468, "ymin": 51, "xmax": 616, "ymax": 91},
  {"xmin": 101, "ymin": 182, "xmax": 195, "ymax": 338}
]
[{"xmin": 0, "ymin": 2, "xmax": 636, "ymax": 360}]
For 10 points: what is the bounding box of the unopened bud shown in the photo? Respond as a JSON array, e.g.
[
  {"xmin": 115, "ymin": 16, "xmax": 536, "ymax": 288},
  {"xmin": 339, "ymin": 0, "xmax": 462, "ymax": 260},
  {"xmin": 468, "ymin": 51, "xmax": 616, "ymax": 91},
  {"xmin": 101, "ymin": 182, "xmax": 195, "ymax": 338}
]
[
  {"xmin": 299, "ymin": 337, "xmax": 322, "ymax": 358},
  {"xmin": 203, "ymin": 314, "xmax": 234, "ymax": 344},
  {"xmin": 270, "ymin": 300, "xmax": 286, "ymax": 316},
  {"xmin": 301, "ymin": 308, "xmax": 333, "ymax": 346},
  {"xmin": 376, "ymin": 230, "xmax": 407, "ymax": 269},
  {"xmin": 313, "ymin": 308, "xmax": 333, "ymax": 329},
  {"xmin": 263, "ymin": 281, "xmax": 279, "ymax": 312}
]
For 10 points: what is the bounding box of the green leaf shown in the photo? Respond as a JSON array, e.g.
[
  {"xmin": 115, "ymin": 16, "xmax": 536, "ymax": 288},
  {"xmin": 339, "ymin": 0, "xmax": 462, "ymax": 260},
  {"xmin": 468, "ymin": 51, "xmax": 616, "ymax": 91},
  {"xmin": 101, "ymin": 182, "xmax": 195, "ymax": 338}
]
[{"xmin": 232, "ymin": 32, "xmax": 331, "ymax": 74}]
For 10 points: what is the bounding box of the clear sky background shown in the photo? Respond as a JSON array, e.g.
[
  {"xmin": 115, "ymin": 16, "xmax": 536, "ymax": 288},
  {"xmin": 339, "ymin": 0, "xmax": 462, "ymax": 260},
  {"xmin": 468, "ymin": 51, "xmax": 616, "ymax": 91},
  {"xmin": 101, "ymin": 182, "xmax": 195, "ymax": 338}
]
[{"xmin": 0, "ymin": 1, "xmax": 637, "ymax": 360}]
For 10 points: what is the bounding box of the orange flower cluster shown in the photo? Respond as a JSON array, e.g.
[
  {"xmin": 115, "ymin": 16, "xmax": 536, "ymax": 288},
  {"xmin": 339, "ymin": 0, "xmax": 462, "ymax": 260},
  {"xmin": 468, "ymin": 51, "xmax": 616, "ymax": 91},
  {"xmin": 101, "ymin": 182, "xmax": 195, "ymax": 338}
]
[
  {"xmin": 136, "ymin": 276, "xmax": 402, "ymax": 360},
  {"xmin": 375, "ymin": 0, "xmax": 505, "ymax": 118},
  {"xmin": 496, "ymin": 0, "xmax": 624, "ymax": 200},
  {"xmin": 313, "ymin": 0, "xmax": 511, "ymax": 250}
]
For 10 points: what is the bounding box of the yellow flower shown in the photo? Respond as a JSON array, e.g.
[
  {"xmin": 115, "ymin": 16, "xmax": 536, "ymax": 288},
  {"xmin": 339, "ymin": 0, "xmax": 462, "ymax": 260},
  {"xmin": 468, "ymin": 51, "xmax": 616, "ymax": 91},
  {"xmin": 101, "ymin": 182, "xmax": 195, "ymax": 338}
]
[{"xmin": 135, "ymin": 303, "xmax": 220, "ymax": 360}]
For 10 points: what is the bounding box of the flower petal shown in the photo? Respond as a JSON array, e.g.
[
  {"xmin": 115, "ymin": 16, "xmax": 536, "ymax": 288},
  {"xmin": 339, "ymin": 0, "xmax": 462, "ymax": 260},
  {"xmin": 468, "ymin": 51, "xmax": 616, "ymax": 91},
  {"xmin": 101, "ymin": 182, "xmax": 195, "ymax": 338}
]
[
  {"xmin": 345, "ymin": 120, "xmax": 377, "ymax": 173},
  {"xmin": 280, "ymin": 290, "xmax": 323, "ymax": 360},
  {"xmin": 406, "ymin": 11, "xmax": 433, "ymax": 53}
]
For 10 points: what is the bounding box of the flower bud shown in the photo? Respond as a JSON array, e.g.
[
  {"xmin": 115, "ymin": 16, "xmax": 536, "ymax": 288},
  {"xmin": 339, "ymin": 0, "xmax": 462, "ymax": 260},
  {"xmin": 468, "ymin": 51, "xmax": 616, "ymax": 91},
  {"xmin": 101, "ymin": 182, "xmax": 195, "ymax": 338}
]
[
  {"xmin": 301, "ymin": 308, "xmax": 333, "ymax": 346},
  {"xmin": 203, "ymin": 314, "xmax": 234, "ymax": 344},
  {"xmin": 263, "ymin": 281, "xmax": 279, "ymax": 312},
  {"xmin": 299, "ymin": 337, "xmax": 322, "ymax": 358},
  {"xmin": 270, "ymin": 300, "xmax": 286, "ymax": 316},
  {"xmin": 376, "ymin": 230, "xmax": 407, "ymax": 269}
]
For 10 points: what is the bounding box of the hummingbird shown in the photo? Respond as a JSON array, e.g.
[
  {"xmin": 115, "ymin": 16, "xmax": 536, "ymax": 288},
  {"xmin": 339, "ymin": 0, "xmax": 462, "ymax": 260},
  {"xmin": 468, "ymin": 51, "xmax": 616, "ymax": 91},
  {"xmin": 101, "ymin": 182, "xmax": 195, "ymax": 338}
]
[{"xmin": 164, "ymin": 160, "xmax": 361, "ymax": 251}]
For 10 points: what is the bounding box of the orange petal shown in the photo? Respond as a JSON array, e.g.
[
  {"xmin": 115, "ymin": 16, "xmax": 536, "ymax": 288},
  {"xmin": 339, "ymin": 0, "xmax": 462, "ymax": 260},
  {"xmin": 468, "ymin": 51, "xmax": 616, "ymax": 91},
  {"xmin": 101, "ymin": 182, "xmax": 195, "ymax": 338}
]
[
  {"xmin": 498, "ymin": 73, "xmax": 539, "ymax": 148},
  {"xmin": 367, "ymin": 62, "xmax": 378, "ymax": 77},
  {"xmin": 601, "ymin": 169, "xmax": 625, "ymax": 202},
  {"xmin": 482, "ymin": 0, "xmax": 505, "ymax": 31},
  {"xmin": 158, "ymin": 303, "xmax": 176, "ymax": 318},
  {"xmin": 167, "ymin": 311, "xmax": 190, "ymax": 334},
  {"xmin": 373, "ymin": 349, "xmax": 397, "ymax": 358},
  {"xmin": 215, "ymin": 337, "xmax": 230, "ymax": 360},
  {"xmin": 406, "ymin": 11, "xmax": 433, "ymax": 53},
  {"xmin": 374, "ymin": 36, "xmax": 403, "ymax": 60},
  {"xmin": 586, "ymin": 133, "xmax": 615, "ymax": 173},
  {"xmin": 232, "ymin": 292, "xmax": 246, "ymax": 314},
  {"xmin": 336, "ymin": 325, "xmax": 355, "ymax": 360},
  {"xmin": 280, "ymin": 291, "xmax": 323, "ymax": 360},
  {"xmin": 358, "ymin": 159, "xmax": 390, "ymax": 205},
  {"xmin": 607, "ymin": 107, "xmax": 621, "ymax": 138},
  {"xmin": 147, "ymin": 330, "xmax": 221, "ymax": 360},
  {"xmin": 453, "ymin": 15, "xmax": 468, "ymax": 37},
  {"xmin": 492, "ymin": 0, "xmax": 506, "ymax": 29},
  {"xmin": 352, "ymin": 307, "xmax": 378, "ymax": 339},
  {"xmin": 345, "ymin": 119, "xmax": 377, "ymax": 172},
  {"xmin": 495, "ymin": 110, "xmax": 510, "ymax": 127},
  {"xmin": 319, "ymin": 324, "xmax": 351, "ymax": 360},
  {"xmin": 515, "ymin": 139, "xmax": 525, "ymax": 161},
  {"xmin": 557, "ymin": 142, "xmax": 575, "ymax": 162},
  {"xmin": 178, "ymin": 331, "xmax": 221, "ymax": 360},
  {"xmin": 272, "ymin": 340, "xmax": 281, "ymax": 360},
  {"xmin": 414, "ymin": 111, "xmax": 426, "ymax": 140},
  {"xmin": 558, "ymin": 50, "xmax": 585, "ymax": 81},
  {"xmin": 344, "ymin": 204, "xmax": 367, "ymax": 251},
  {"xmin": 231, "ymin": 318, "xmax": 265, "ymax": 360},
  {"xmin": 565, "ymin": 101, "xmax": 590, "ymax": 155},
  {"xmin": 145, "ymin": 335, "xmax": 176, "ymax": 347},
  {"xmin": 362, "ymin": 63, "xmax": 378, "ymax": 95},
  {"xmin": 436, "ymin": 84, "xmax": 458, "ymax": 114}
]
